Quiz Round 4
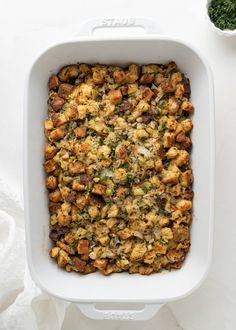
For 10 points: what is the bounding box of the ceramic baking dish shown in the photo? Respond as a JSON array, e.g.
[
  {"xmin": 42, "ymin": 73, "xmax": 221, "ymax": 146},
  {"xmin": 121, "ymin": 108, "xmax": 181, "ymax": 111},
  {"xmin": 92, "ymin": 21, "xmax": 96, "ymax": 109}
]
[{"xmin": 24, "ymin": 18, "xmax": 215, "ymax": 321}]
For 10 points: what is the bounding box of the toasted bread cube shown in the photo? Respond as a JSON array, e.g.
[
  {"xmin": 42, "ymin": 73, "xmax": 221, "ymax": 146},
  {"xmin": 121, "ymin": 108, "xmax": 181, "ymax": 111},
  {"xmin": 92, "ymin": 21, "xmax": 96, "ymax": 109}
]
[
  {"xmin": 138, "ymin": 265, "xmax": 153, "ymax": 275},
  {"xmin": 88, "ymin": 206, "xmax": 99, "ymax": 218},
  {"xmin": 181, "ymin": 100, "xmax": 194, "ymax": 112},
  {"xmin": 94, "ymin": 258, "xmax": 108, "ymax": 270},
  {"xmin": 140, "ymin": 73, "xmax": 154, "ymax": 84},
  {"xmin": 172, "ymin": 225, "xmax": 190, "ymax": 242},
  {"xmin": 155, "ymin": 158, "xmax": 163, "ymax": 172},
  {"xmin": 166, "ymin": 96, "xmax": 180, "ymax": 114},
  {"xmin": 107, "ymin": 204, "xmax": 119, "ymax": 218},
  {"xmin": 51, "ymin": 113, "xmax": 68, "ymax": 127},
  {"xmin": 77, "ymin": 239, "xmax": 89, "ymax": 254},
  {"xmin": 44, "ymin": 144, "xmax": 57, "ymax": 160},
  {"xmin": 163, "ymin": 132, "xmax": 175, "ymax": 148},
  {"xmin": 72, "ymin": 257, "xmax": 87, "ymax": 272},
  {"xmin": 49, "ymin": 189, "xmax": 62, "ymax": 202},
  {"xmin": 113, "ymin": 68, "xmax": 126, "ymax": 83},
  {"xmin": 92, "ymin": 183, "xmax": 106, "ymax": 195},
  {"xmin": 175, "ymin": 150, "xmax": 189, "ymax": 166},
  {"xmin": 175, "ymin": 83, "xmax": 185, "ymax": 97},
  {"xmin": 50, "ymin": 96, "xmax": 65, "ymax": 111},
  {"xmin": 58, "ymin": 65, "xmax": 79, "ymax": 82},
  {"xmin": 142, "ymin": 87, "xmax": 154, "ymax": 101},
  {"xmin": 154, "ymin": 73, "xmax": 165, "ymax": 85},
  {"xmin": 68, "ymin": 161, "xmax": 86, "ymax": 175},
  {"xmin": 57, "ymin": 211, "xmax": 71, "ymax": 226},
  {"xmin": 46, "ymin": 175, "xmax": 58, "ymax": 189},
  {"xmin": 180, "ymin": 170, "xmax": 192, "ymax": 188},
  {"xmin": 176, "ymin": 199, "xmax": 192, "ymax": 212},
  {"xmin": 58, "ymin": 83, "xmax": 74, "ymax": 99},
  {"xmin": 154, "ymin": 242, "xmax": 168, "ymax": 254},
  {"xmin": 117, "ymin": 228, "xmax": 132, "ymax": 239},
  {"xmin": 161, "ymin": 228, "xmax": 173, "ymax": 241},
  {"xmin": 50, "ymin": 247, "xmax": 60, "ymax": 258},
  {"xmin": 72, "ymin": 180, "xmax": 86, "ymax": 191},
  {"xmin": 75, "ymin": 126, "xmax": 87, "ymax": 138},
  {"xmin": 165, "ymin": 147, "xmax": 178, "ymax": 159},
  {"xmin": 44, "ymin": 159, "xmax": 57, "ymax": 173},
  {"xmin": 126, "ymin": 64, "xmax": 139, "ymax": 83},
  {"xmin": 44, "ymin": 119, "xmax": 54, "ymax": 130},
  {"xmin": 49, "ymin": 128, "xmax": 66, "ymax": 141},
  {"xmin": 162, "ymin": 169, "xmax": 179, "ymax": 185},
  {"xmin": 127, "ymin": 83, "xmax": 138, "ymax": 95},
  {"xmin": 48, "ymin": 75, "xmax": 60, "ymax": 90},
  {"xmin": 181, "ymin": 119, "xmax": 193, "ymax": 132},
  {"xmin": 160, "ymin": 79, "xmax": 174, "ymax": 93},
  {"xmin": 92, "ymin": 65, "xmax": 107, "ymax": 84},
  {"xmin": 144, "ymin": 251, "xmax": 156, "ymax": 264},
  {"xmin": 130, "ymin": 243, "xmax": 147, "ymax": 262},
  {"xmin": 167, "ymin": 249, "xmax": 184, "ymax": 263},
  {"xmin": 108, "ymin": 89, "xmax": 122, "ymax": 105},
  {"xmin": 76, "ymin": 195, "xmax": 89, "ymax": 210},
  {"xmin": 56, "ymin": 240, "xmax": 74, "ymax": 255},
  {"xmin": 57, "ymin": 250, "xmax": 70, "ymax": 267}
]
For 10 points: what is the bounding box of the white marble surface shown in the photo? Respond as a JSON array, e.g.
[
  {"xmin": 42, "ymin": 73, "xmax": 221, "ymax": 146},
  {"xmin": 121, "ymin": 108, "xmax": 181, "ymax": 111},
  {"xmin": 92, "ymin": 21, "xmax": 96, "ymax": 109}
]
[{"xmin": 1, "ymin": 0, "xmax": 236, "ymax": 328}]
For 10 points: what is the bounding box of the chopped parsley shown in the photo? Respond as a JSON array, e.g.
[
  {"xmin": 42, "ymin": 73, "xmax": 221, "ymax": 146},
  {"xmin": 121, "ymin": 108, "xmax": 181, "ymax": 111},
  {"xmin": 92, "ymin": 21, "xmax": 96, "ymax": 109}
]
[{"xmin": 208, "ymin": 0, "xmax": 236, "ymax": 30}]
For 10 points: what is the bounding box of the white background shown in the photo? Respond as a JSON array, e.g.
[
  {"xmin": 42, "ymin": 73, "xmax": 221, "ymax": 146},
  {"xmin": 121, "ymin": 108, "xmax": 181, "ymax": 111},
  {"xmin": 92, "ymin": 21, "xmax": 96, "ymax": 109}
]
[{"xmin": 1, "ymin": 0, "xmax": 236, "ymax": 328}]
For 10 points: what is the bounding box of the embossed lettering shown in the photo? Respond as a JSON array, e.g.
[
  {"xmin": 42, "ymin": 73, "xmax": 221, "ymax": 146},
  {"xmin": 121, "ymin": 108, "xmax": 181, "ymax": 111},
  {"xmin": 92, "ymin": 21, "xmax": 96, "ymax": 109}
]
[{"xmin": 101, "ymin": 18, "xmax": 136, "ymax": 27}]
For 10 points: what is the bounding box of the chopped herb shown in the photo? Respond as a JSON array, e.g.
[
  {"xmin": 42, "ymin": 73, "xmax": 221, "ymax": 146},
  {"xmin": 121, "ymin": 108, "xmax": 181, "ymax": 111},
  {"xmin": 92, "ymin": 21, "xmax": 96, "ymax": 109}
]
[
  {"xmin": 126, "ymin": 173, "xmax": 133, "ymax": 183},
  {"xmin": 110, "ymin": 151, "xmax": 115, "ymax": 160},
  {"xmin": 158, "ymin": 208, "xmax": 165, "ymax": 215},
  {"xmin": 159, "ymin": 99, "xmax": 165, "ymax": 106},
  {"xmin": 162, "ymin": 122, "xmax": 167, "ymax": 130},
  {"xmin": 142, "ymin": 186, "xmax": 148, "ymax": 194},
  {"xmin": 123, "ymin": 161, "xmax": 130, "ymax": 169},
  {"xmin": 69, "ymin": 259, "xmax": 75, "ymax": 266},
  {"xmin": 86, "ymin": 183, "xmax": 92, "ymax": 192},
  {"xmin": 100, "ymin": 175, "xmax": 109, "ymax": 182},
  {"xmin": 69, "ymin": 240, "xmax": 78, "ymax": 249},
  {"xmin": 159, "ymin": 237, "xmax": 166, "ymax": 245},
  {"xmin": 179, "ymin": 164, "xmax": 189, "ymax": 171},
  {"xmin": 66, "ymin": 130, "xmax": 75, "ymax": 140},
  {"xmin": 208, "ymin": 0, "xmax": 236, "ymax": 30},
  {"xmin": 92, "ymin": 89, "xmax": 97, "ymax": 99},
  {"xmin": 86, "ymin": 113, "xmax": 92, "ymax": 120},
  {"xmin": 86, "ymin": 232, "xmax": 94, "ymax": 240},
  {"xmin": 163, "ymin": 159, "xmax": 170, "ymax": 168}
]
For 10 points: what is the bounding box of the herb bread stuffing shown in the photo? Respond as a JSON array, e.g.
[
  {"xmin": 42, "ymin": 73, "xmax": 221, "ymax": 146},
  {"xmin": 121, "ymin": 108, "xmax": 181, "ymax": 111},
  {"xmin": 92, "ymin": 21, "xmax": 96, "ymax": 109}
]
[{"xmin": 44, "ymin": 62, "xmax": 193, "ymax": 275}]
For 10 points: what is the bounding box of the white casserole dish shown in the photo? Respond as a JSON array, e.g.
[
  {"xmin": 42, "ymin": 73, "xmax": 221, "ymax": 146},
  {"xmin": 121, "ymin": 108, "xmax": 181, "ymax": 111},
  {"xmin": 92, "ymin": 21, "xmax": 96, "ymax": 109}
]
[{"xmin": 24, "ymin": 18, "xmax": 215, "ymax": 321}]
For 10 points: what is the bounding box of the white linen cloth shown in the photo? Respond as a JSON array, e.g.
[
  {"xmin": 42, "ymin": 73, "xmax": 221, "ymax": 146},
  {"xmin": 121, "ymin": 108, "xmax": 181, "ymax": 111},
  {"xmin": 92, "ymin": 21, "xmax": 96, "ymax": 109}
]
[{"xmin": 0, "ymin": 179, "xmax": 67, "ymax": 330}]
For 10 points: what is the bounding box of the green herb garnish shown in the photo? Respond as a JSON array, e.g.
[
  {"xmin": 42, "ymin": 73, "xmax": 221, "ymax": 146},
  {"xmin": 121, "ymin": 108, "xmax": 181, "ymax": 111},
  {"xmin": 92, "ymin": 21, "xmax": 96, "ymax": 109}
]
[
  {"xmin": 163, "ymin": 159, "xmax": 170, "ymax": 168},
  {"xmin": 162, "ymin": 122, "xmax": 168, "ymax": 130},
  {"xmin": 126, "ymin": 173, "xmax": 133, "ymax": 183},
  {"xmin": 86, "ymin": 232, "xmax": 94, "ymax": 240},
  {"xmin": 208, "ymin": 0, "xmax": 236, "ymax": 30}
]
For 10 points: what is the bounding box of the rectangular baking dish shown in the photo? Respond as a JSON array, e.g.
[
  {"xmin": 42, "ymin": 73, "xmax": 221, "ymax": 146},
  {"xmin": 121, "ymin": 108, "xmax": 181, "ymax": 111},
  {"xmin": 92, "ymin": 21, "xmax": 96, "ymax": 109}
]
[{"xmin": 24, "ymin": 18, "xmax": 214, "ymax": 321}]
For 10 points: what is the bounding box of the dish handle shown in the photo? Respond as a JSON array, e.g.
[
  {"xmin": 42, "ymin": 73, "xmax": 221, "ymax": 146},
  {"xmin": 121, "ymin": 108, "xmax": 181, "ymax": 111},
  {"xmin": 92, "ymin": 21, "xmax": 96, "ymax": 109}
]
[
  {"xmin": 77, "ymin": 303, "xmax": 163, "ymax": 321},
  {"xmin": 77, "ymin": 17, "xmax": 160, "ymax": 36}
]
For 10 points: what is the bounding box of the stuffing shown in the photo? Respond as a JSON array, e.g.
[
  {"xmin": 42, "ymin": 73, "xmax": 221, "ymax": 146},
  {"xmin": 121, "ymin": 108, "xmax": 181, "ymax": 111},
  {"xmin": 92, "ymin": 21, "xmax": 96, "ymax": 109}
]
[{"xmin": 46, "ymin": 62, "xmax": 193, "ymax": 275}]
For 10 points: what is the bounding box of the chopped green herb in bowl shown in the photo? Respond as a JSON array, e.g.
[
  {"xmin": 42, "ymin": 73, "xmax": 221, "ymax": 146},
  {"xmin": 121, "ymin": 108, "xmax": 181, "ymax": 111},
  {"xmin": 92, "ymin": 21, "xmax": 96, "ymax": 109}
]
[{"xmin": 207, "ymin": 0, "xmax": 236, "ymax": 36}]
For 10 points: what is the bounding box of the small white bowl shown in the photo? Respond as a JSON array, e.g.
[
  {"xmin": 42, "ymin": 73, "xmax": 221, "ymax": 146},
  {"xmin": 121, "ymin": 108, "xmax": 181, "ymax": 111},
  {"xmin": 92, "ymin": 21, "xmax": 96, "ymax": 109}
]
[{"xmin": 206, "ymin": 0, "xmax": 236, "ymax": 37}]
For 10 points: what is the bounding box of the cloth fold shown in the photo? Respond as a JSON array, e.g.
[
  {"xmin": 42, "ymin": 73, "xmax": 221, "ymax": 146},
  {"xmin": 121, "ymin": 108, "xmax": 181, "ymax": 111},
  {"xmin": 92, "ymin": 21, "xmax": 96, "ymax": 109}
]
[{"xmin": 0, "ymin": 178, "xmax": 67, "ymax": 330}]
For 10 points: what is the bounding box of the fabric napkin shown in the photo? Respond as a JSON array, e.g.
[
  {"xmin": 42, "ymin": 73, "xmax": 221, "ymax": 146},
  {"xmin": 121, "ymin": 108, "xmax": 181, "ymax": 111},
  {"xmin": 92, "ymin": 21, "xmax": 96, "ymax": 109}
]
[{"xmin": 0, "ymin": 178, "xmax": 67, "ymax": 330}]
